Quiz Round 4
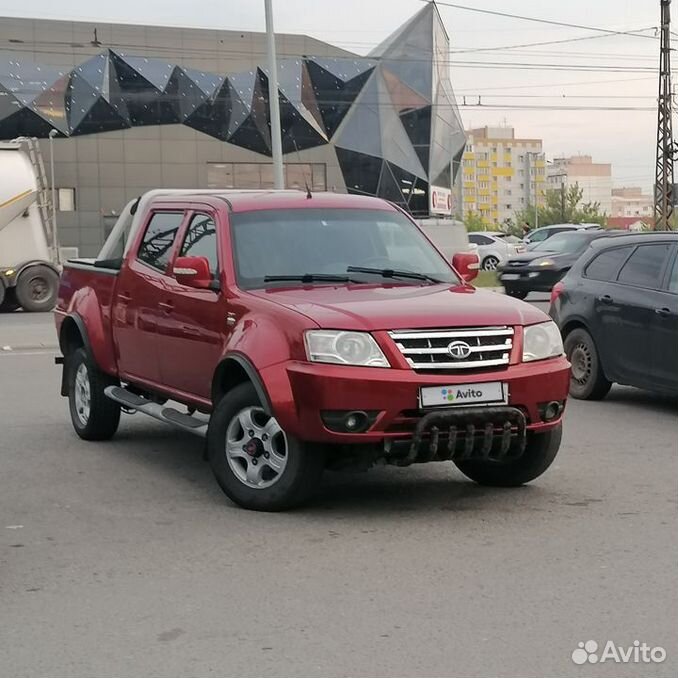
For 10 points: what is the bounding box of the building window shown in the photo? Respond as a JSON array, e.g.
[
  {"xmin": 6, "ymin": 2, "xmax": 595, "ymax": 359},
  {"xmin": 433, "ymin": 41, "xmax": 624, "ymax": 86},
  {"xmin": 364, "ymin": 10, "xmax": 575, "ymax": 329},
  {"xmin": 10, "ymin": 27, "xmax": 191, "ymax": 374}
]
[
  {"xmin": 207, "ymin": 162, "xmax": 326, "ymax": 191},
  {"xmin": 58, "ymin": 188, "xmax": 76, "ymax": 211}
]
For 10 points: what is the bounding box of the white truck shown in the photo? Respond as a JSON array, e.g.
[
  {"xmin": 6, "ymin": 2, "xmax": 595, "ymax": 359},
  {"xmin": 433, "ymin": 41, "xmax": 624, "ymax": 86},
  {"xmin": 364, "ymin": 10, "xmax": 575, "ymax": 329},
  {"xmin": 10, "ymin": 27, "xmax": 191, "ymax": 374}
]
[{"xmin": 0, "ymin": 138, "xmax": 62, "ymax": 312}]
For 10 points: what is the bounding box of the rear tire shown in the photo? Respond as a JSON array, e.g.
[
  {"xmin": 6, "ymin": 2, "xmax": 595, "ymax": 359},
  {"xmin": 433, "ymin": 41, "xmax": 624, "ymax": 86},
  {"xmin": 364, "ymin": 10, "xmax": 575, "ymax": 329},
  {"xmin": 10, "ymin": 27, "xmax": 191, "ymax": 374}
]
[
  {"xmin": 68, "ymin": 347, "xmax": 121, "ymax": 440},
  {"xmin": 505, "ymin": 288, "xmax": 528, "ymax": 300},
  {"xmin": 564, "ymin": 328, "xmax": 612, "ymax": 400},
  {"xmin": 15, "ymin": 265, "xmax": 60, "ymax": 312},
  {"xmin": 454, "ymin": 424, "xmax": 562, "ymax": 487},
  {"xmin": 208, "ymin": 382, "xmax": 325, "ymax": 511},
  {"xmin": 482, "ymin": 255, "xmax": 500, "ymax": 271}
]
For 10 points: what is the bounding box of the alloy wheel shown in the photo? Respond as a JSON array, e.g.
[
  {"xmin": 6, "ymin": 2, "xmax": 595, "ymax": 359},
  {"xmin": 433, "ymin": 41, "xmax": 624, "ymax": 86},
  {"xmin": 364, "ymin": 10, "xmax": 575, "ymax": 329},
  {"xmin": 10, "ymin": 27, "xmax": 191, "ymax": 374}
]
[
  {"xmin": 74, "ymin": 363, "xmax": 91, "ymax": 425},
  {"xmin": 225, "ymin": 407, "xmax": 288, "ymax": 489}
]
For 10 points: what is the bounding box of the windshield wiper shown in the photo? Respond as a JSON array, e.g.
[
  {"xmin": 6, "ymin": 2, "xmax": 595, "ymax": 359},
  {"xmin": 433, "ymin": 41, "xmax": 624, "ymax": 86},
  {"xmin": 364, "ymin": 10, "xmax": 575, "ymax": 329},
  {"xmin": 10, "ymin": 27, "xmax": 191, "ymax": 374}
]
[
  {"xmin": 263, "ymin": 273, "xmax": 357, "ymax": 284},
  {"xmin": 347, "ymin": 266, "xmax": 443, "ymax": 284}
]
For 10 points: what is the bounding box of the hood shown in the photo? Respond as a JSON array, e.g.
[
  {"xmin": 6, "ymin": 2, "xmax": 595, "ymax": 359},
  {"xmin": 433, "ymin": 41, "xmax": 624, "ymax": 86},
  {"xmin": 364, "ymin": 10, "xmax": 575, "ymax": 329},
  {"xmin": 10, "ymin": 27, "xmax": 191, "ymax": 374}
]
[
  {"xmin": 249, "ymin": 283, "xmax": 549, "ymax": 331},
  {"xmin": 504, "ymin": 250, "xmax": 576, "ymax": 266}
]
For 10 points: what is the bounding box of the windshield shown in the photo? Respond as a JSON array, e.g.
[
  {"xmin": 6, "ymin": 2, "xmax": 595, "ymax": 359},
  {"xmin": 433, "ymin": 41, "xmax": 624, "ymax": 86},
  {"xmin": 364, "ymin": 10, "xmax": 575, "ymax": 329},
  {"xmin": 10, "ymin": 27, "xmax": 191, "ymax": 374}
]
[
  {"xmin": 230, "ymin": 208, "xmax": 460, "ymax": 290},
  {"xmin": 532, "ymin": 232, "xmax": 595, "ymax": 254}
]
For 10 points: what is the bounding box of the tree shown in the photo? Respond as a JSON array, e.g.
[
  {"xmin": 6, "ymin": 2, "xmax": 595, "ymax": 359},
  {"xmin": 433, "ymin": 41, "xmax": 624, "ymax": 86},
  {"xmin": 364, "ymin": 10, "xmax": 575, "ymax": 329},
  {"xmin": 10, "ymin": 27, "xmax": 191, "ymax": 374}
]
[
  {"xmin": 537, "ymin": 183, "xmax": 607, "ymax": 227},
  {"xmin": 464, "ymin": 211, "xmax": 489, "ymax": 232},
  {"xmin": 513, "ymin": 182, "xmax": 607, "ymax": 230}
]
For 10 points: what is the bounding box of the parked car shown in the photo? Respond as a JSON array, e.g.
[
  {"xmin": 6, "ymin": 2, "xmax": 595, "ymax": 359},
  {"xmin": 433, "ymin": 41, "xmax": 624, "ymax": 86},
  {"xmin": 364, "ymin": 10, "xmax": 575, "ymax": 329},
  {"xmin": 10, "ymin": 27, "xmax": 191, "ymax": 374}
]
[
  {"xmin": 55, "ymin": 190, "xmax": 570, "ymax": 511},
  {"xmin": 550, "ymin": 232, "xmax": 678, "ymax": 399},
  {"xmin": 499, "ymin": 230, "xmax": 616, "ymax": 299},
  {"xmin": 524, "ymin": 223, "xmax": 600, "ymax": 250},
  {"xmin": 468, "ymin": 231, "xmax": 525, "ymax": 271}
]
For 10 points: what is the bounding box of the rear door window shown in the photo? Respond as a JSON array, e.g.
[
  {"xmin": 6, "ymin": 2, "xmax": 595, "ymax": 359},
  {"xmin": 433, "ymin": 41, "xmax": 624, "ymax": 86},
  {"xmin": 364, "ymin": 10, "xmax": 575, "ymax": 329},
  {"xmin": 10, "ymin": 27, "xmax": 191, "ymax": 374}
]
[
  {"xmin": 668, "ymin": 253, "xmax": 678, "ymax": 293},
  {"xmin": 584, "ymin": 246, "xmax": 633, "ymax": 281},
  {"xmin": 469, "ymin": 234, "xmax": 492, "ymax": 246},
  {"xmin": 616, "ymin": 243, "xmax": 672, "ymax": 289},
  {"xmin": 137, "ymin": 212, "xmax": 185, "ymax": 272}
]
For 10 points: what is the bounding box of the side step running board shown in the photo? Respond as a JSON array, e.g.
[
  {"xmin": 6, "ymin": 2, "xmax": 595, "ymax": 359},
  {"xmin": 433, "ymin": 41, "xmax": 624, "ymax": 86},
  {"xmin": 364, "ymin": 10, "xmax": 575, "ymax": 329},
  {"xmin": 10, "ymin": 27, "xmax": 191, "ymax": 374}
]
[{"xmin": 104, "ymin": 386, "xmax": 208, "ymax": 437}]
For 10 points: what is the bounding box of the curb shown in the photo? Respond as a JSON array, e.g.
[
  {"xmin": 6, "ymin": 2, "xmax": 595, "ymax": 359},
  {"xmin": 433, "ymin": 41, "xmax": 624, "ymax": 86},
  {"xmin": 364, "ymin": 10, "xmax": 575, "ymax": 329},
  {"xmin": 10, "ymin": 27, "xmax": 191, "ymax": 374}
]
[{"xmin": 1, "ymin": 343, "xmax": 59, "ymax": 352}]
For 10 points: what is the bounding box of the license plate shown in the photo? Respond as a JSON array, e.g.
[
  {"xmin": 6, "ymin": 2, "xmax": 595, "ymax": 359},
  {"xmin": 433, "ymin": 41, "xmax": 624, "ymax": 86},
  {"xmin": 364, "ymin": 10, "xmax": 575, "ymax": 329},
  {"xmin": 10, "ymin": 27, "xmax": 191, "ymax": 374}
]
[
  {"xmin": 420, "ymin": 382, "xmax": 507, "ymax": 408},
  {"xmin": 501, "ymin": 273, "xmax": 520, "ymax": 280}
]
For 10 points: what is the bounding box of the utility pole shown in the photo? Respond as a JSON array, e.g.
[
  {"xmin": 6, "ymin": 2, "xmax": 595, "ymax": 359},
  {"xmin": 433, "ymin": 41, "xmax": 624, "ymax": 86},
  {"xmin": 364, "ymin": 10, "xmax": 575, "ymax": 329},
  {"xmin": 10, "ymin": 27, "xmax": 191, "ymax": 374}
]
[
  {"xmin": 561, "ymin": 182, "xmax": 566, "ymax": 223},
  {"xmin": 264, "ymin": 0, "xmax": 285, "ymax": 189},
  {"xmin": 655, "ymin": 0, "xmax": 674, "ymax": 230}
]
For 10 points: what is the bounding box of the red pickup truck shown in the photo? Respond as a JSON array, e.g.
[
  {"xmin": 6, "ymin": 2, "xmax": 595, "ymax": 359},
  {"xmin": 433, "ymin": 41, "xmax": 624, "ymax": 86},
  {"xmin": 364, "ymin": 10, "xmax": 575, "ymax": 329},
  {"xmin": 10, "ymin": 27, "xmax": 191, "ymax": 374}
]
[{"xmin": 55, "ymin": 190, "xmax": 570, "ymax": 511}]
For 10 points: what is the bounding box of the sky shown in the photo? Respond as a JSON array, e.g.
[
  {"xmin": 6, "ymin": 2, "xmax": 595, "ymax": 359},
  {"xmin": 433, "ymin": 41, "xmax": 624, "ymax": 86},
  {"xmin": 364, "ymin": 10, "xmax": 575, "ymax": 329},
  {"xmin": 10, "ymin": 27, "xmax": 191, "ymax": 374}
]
[{"xmin": 1, "ymin": 0, "xmax": 664, "ymax": 191}]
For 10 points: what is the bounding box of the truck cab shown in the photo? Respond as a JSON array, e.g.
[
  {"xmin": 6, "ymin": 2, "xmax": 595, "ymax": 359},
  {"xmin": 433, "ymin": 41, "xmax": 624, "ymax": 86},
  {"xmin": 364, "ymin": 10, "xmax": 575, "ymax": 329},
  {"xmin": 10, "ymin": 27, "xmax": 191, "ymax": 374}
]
[{"xmin": 55, "ymin": 190, "xmax": 570, "ymax": 511}]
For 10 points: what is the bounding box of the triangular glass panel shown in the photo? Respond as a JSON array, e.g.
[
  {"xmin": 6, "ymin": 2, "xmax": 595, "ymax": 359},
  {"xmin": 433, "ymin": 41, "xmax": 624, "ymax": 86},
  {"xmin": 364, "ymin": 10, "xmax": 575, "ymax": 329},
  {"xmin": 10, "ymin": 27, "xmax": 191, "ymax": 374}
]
[
  {"xmin": 180, "ymin": 67, "xmax": 224, "ymax": 98},
  {"xmin": 70, "ymin": 97, "xmax": 130, "ymax": 135},
  {"xmin": 184, "ymin": 79, "xmax": 232, "ymax": 140},
  {"xmin": 335, "ymin": 148, "xmax": 382, "ymax": 196}
]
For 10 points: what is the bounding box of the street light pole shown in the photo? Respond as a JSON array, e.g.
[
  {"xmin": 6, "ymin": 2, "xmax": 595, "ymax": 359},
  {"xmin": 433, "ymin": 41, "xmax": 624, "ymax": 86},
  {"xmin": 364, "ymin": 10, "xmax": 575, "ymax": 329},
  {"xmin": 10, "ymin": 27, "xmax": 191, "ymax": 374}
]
[
  {"xmin": 48, "ymin": 129, "xmax": 59, "ymax": 264},
  {"xmin": 264, "ymin": 0, "xmax": 285, "ymax": 189}
]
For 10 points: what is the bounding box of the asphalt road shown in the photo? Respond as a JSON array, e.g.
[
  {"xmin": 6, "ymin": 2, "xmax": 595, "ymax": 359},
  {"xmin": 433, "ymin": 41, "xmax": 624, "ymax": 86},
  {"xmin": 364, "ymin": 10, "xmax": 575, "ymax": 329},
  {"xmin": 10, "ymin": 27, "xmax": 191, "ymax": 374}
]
[{"xmin": 1, "ymin": 309, "xmax": 676, "ymax": 678}]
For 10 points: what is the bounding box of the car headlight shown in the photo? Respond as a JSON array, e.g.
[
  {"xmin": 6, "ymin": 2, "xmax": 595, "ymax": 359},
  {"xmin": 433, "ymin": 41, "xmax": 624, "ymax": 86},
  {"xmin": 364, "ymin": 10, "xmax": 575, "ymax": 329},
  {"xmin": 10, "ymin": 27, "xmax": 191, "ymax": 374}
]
[
  {"xmin": 304, "ymin": 330, "xmax": 390, "ymax": 367},
  {"xmin": 523, "ymin": 321, "xmax": 564, "ymax": 362},
  {"xmin": 535, "ymin": 258, "xmax": 556, "ymax": 267}
]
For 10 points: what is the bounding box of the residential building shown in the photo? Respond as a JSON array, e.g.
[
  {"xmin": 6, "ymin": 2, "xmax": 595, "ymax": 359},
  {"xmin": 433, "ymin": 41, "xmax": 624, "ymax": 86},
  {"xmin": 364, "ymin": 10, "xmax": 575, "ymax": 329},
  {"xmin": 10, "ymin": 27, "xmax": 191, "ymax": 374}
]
[
  {"xmin": 0, "ymin": 3, "xmax": 464, "ymax": 256},
  {"xmin": 461, "ymin": 126, "xmax": 546, "ymax": 227},
  {"xmin": 547, "ymin": 155, "xmax": 612, "ymax": 215},
  {"xmin": 611, "ymin": 186, "xmax": 654, "ymax": 219}
]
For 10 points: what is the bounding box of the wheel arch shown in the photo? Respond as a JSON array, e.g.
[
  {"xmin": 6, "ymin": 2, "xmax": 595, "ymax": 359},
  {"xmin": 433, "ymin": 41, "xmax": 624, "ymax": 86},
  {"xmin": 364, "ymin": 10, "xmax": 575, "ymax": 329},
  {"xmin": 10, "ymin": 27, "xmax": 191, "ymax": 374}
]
[
  {"xmin": 58, "ymin": 314, "xmax": 93, "ymax": 396},
  {"xmin": 7, "ymin": 260, "xmax": 60, "ymax": 288},
  {"xmin": 211, "ymin": 353, "xmax": 273, "ymax": 415}
]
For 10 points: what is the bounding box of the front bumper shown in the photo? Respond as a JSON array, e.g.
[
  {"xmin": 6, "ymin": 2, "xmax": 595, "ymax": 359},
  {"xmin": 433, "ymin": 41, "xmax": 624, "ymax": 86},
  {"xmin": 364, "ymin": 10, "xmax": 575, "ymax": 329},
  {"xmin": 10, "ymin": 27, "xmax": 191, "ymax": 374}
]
[
  {"xmin": 261, "ymin": 356, "xmax": 570, "ymax": 444},
  {"xmin": 499, "ymin": 268, "xmax": 563, "ymax": 292}
]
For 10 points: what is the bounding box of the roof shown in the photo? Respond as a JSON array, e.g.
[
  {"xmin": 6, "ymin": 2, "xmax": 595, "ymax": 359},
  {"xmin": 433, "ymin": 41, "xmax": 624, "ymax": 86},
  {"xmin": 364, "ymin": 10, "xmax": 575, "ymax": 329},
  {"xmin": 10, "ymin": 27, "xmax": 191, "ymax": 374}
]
[
  {"xmin": 148, "ymin": 190, "xmax": 399, "ymax": 213},
  {"xmin": 589, "ymin": 230, "xmax": 678, "ymax": 249}
]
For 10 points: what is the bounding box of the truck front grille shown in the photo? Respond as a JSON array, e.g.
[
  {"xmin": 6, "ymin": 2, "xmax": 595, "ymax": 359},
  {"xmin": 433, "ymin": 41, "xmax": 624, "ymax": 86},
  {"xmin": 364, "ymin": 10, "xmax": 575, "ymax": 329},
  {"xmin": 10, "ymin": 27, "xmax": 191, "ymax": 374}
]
[{"xmin": 388, "ymin": 326, "xmax": 514, "ymax": 371}]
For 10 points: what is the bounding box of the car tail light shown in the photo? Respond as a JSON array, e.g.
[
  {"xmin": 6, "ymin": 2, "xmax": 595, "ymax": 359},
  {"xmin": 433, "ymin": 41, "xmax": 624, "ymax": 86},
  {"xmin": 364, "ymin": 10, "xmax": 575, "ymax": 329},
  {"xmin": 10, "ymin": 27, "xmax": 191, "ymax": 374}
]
[{"xmin": 550, "ymin": 281, "xmax": 565, "ymax": 305}]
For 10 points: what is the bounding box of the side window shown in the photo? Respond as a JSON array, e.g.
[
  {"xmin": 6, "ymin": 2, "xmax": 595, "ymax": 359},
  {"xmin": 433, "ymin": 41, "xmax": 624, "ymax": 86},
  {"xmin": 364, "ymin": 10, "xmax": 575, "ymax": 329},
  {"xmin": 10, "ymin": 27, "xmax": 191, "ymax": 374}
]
[
  {"xmin": 179, "ymin": 213, "xmax": 219, "ymax": 277},
  {"xmin": 469, "ymin": 234, "xmax": 492, "ymax": 246},
  {"xmin": 617, "ymin": 243, "xmax": 672, "ymax": 289},
  {"xmin": 668, "ymin": 254, "xmax": 678, "ymax": 293},
  {"xmin": 137, "ymin": 212, "xmax": 184, "ymax": 272},
  {"xmin": 584, "ymin": 246, "xmax": 633, "ymax": 281},
  {"xmin": 528, "ymin": 230, "xmax": 548, "ymax": 242}
]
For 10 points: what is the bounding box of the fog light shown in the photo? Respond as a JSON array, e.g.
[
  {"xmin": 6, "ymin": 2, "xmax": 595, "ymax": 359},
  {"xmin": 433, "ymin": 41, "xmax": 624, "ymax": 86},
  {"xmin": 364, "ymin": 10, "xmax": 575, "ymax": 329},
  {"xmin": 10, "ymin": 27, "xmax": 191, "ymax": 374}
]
[
  {"xmin": 543, "ymin": 401, "xmax": 561, "ymax": 421},
  {"xmin": 344, "ymin": 411, "xmax": 368, "ymax": 432},
  {"xmin": 321, "ymin": 410, "xmax": 378, "ymax": 433}
]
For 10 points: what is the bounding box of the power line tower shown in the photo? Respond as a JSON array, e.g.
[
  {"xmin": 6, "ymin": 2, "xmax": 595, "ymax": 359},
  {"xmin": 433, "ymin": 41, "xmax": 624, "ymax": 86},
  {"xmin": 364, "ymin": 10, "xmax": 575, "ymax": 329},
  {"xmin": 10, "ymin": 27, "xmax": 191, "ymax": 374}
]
[{"xmin": 655, "ymin": 0, "xmax": 675, "ymax": 230}]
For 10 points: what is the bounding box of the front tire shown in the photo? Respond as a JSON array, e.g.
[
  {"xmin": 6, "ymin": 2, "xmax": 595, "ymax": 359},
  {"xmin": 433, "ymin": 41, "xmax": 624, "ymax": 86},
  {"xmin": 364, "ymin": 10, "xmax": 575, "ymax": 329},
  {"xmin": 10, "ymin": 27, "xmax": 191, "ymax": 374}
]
[
  {"xmin": 505, "ymin": 288, "xmax": 528, "ymax": 300},
  {"xmin": 208, "ymin": 383, "xmax": 325, "ymax": 511},
  {"xmin": 454, "ymin": 424, "xmax": 562, "ymax": 487},
  {"xmin": 68, "ymin": 347, "xmax": 121, "ymax": 440},
  {"xmin": 15, "ymin": 265, "xmax": 60, "ymax": 312},
  {"xmin": 564, "ymin": 328, "xmax": 612, "ymax": 400}
]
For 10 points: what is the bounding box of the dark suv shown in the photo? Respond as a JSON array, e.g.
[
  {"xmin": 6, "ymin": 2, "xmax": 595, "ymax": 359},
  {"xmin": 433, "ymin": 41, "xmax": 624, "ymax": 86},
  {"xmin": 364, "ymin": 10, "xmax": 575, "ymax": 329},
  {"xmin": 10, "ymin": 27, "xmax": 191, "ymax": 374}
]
[{"xmin": 550, "ymin": 232, "xmax": 678, "ymax": 399}]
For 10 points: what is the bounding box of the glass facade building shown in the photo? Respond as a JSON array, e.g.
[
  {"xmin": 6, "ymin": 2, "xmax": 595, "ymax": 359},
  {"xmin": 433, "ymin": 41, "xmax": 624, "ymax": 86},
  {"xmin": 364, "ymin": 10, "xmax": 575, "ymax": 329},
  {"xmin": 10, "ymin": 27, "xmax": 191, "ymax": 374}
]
[{"xmin": 0, "ymin": 3, "xmax": 465, "ymax": 254}]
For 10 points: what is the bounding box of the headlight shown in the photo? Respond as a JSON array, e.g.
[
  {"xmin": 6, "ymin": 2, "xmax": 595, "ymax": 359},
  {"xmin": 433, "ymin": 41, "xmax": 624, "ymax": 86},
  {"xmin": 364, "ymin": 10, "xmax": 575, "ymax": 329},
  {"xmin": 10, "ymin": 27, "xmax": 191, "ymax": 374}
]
[
  {"xmin": 304, "ymin": 330, "xmax": 390, "ymax": 367},
  {"xmin": 523, "ymin": 321, "xmax": 564, "ymax": 362},
  {"xmin": 535, "ymin": 258, "xmax": 555, "ymax": 267}
]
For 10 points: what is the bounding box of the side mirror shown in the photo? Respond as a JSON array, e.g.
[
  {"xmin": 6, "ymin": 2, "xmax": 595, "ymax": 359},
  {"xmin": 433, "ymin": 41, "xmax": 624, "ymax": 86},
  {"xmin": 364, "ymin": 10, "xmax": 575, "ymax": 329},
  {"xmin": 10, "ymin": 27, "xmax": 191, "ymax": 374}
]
[
  {"xmin": 452, "ymin": 251, "xmax": 480, "ymax": 283},
  {"xmin": 173, "ymin": 256, "xmax": 212, "ymax": 289}
]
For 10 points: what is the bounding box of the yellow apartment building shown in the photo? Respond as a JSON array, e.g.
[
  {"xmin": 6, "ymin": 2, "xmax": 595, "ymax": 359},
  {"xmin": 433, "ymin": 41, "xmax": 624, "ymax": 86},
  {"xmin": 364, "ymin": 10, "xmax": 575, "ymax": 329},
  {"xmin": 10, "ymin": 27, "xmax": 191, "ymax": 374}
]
[{"xmin": 461, "ymin": 126, "xmax": 546, "ymax": 227}]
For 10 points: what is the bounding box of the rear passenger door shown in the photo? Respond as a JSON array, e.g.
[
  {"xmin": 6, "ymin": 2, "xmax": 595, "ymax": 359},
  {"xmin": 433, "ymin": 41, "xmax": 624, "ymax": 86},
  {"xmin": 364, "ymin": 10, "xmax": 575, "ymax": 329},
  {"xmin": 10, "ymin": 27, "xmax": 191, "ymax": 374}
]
[
  {"xmin": 599, "ymin": 243, "xmax": 673, "ymax": 388},
  {"xmin": 112, "ymin": 210, "xmax": 186, "ymax": 387},
  {"xmin": 653, "ymin": 247, "xmax": 678, "ymax": 391}
]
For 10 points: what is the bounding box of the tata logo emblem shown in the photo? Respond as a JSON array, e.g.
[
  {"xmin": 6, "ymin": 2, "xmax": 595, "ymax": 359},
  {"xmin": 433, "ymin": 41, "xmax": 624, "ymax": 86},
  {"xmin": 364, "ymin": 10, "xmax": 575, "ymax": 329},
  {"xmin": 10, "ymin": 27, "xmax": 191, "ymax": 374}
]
[{"xmin": 448, "ymin": 340, "xmax": 472, "ymax": 360}]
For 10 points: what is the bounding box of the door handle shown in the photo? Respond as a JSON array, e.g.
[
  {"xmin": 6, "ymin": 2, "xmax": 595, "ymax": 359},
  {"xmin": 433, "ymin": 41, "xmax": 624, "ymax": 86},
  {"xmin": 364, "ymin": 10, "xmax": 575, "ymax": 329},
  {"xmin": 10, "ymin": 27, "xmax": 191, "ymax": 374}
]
[
  {"xmin": 118, "ymin": 292, "xmax": 132, "ymax": 303},
  {"xmin": 158, "ymin": 301, "xmax": 174, "ymax": 313},
  {"xmin": 597, "ymin": 294, "xmax": 613, "ymax": 305},
  {"xmin": 655, "ymin": 307, "xmax": 671, "ymax": 317}
]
